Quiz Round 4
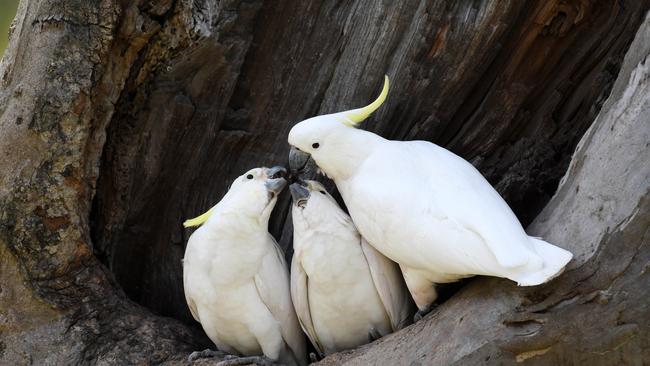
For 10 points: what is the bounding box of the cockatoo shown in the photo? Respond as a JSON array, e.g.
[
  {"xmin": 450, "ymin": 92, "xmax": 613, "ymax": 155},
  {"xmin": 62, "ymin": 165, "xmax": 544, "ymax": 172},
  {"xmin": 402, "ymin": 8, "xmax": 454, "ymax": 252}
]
[
  {"xmin": 182, "ymin": 167, "xmax": 306, "ymax": 366},
  {"xmin": 289, "ymin": 180, "xmax": 412, "ymax": 356},
  {"xmin": 287, "ymin": 76, "xmax": 573, "ymax": 313}
]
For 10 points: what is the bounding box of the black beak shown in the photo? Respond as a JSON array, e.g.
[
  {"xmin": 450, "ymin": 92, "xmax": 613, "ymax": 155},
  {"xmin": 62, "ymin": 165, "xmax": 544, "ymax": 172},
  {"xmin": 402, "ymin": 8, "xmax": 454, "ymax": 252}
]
[
  {"xmin": 289, "ymin": 147, "xmax": 311, "ymax": 173},
  {"xmin": 289, "ymin": 182, "xmax": 310, "ymax": 207},
  {"xmin": 265, "ymin": 166, "xmax": 288, "ymax": 195},
  {"xmin": 266, "ymin": 166, "xmax": 287, "ymax": 179}
]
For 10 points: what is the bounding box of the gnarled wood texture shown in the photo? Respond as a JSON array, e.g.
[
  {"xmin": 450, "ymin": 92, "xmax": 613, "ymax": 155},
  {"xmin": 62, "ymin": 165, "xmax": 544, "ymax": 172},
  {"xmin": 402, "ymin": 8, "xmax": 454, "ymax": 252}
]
[{"xmin": 0, "ymin": 0, "xmax": 648, "ymax": 364}]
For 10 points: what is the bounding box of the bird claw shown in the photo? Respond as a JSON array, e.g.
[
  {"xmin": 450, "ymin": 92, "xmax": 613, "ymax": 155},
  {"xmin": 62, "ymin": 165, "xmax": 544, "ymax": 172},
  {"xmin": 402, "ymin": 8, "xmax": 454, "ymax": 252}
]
[
  {"xmin": 188, "ymin": 349, "xmax": 229, "ymax": 363},
  {"xmin": 413, "ymin": 303, "xmax": 438, "ymax": 323},
  {"xmin": 367, "ymin": 326, "xmax": 382, "ymax": 342},
  {"xmin": 309, "ymin": 352, "xmax": 320, "ymax": 363},
  {"xmin": 216, "ymin": 355, "xmax": 279, "ymax": 366}
]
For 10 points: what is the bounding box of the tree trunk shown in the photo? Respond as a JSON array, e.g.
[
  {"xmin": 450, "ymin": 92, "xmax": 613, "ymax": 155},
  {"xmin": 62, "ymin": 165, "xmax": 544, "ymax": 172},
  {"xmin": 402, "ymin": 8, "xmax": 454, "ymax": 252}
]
[{"xmin": 0, "ymin": 0, "xmax": 648, "ymax": 365}]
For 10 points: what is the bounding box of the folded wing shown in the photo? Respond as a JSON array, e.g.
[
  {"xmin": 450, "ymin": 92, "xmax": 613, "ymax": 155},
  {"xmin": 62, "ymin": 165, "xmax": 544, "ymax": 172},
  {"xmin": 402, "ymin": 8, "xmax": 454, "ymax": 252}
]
[
  {"xmin": 290, "ymin": 253, "xmax": 324, "ymax": 354},
  {"xmin": 255, "ymin": 236, "xmax": 307, "ymax": 365},
  {"xmin": 360, "ymin": 238, "xmax": 414, "ymax": 330}
]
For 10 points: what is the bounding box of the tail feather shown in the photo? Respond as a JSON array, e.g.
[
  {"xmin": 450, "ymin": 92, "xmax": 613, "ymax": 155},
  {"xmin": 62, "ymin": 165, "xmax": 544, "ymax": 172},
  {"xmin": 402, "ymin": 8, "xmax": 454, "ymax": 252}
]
[{"xmin": 513, "ymin": 237, "xmax": 573, "ymax": 286}]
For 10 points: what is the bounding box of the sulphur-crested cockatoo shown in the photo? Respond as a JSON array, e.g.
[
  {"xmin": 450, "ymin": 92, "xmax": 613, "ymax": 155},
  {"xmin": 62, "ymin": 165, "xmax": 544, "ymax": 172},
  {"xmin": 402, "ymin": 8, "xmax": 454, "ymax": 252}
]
[
  {"xmin": 289, "ymin": 180, "xmax": 412, "ymax": 356},
  {"xmin": 287, "ymin": 77, "xmax": 573, "ymax": 313},
  {"xmin": 182, "ymin": 167, "xmax": 306, "ymax": 366}
]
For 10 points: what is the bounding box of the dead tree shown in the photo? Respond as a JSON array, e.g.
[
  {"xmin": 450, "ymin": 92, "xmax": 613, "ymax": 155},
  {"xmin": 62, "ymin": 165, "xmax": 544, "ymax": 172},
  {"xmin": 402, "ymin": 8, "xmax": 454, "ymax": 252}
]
[{"xmin": 0, "ymin": 1, "xmax": 648, "ymax": 364}]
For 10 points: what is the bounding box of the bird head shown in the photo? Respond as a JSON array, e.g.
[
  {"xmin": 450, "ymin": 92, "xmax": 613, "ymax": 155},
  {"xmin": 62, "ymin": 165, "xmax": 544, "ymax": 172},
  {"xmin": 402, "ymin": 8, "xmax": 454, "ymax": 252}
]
[
  {"xmin": 289, "ymin": 180, "xmax": 353, "ymax": 232},
  {"xmin": 183, "ymin": 166, "xmax": 287, "ymax": 227},
  {"xmin": 288, "ymin": 76, "xmax": 389, "ymax": 180}
]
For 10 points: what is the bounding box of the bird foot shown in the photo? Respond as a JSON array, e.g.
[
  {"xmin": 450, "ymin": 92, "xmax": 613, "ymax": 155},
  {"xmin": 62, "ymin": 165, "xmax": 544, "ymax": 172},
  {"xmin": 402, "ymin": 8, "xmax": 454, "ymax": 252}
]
[
  {"xmin": 309, "ymin": 352, "xmax": 324, "ymax": 363},
  {"xmin": 367, "ymin": 326, "xmax": 382, "ymax": 342},
  {"xmin": 216, "ymin": 355, "xmax": 280, "ymax": 366},
  {"xmin": 413, "ymin": 303, "xmax": 438, "ymax": 323},
  {"xmin": 188, "ymin": 349, "xmax": 229, "ymax": 363}
]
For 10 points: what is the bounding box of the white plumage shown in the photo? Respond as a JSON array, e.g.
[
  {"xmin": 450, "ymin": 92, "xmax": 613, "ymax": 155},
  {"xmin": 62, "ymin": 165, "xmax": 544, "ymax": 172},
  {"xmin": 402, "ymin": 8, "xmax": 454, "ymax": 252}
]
[
  {"xmin": 288, "ymin": 77, "xmax": 573, "ymax": 311},
  {"xmin": 182, "ymin": 167, "xmax": 306, "ymax": 366},
  {"xmin": 289, "ymin": 180, "xmax": 412, "ymax": 355}
]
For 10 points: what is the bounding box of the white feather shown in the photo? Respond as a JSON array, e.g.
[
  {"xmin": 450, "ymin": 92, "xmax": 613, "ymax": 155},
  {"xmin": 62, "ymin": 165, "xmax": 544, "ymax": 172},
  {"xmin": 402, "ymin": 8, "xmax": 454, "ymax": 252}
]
[
  {"xmin": 183, "ymin": 168, "xmax": 306, "ymax": 366},
  {"xmin": 290, "ymin": 181, "xmax": 412, "ymax": 355}
]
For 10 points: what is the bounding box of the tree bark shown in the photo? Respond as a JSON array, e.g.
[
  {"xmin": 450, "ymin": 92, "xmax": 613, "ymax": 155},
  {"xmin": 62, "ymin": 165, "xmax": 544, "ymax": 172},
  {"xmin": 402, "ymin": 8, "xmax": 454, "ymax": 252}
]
[
  {"xmin": 0, "ymin": 0, "xmax": 648, "ymax": 365},
  {"xmin": 0, "ymin": 1, "xmax": 210, "ymax": 364}
]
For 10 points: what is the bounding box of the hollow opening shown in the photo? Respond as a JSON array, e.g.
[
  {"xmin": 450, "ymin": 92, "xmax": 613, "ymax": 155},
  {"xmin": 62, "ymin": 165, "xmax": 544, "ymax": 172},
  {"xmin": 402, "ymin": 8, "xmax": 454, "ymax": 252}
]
[{"xmin": 84, "ymin": 0, "xmax": 625, "ymax": 353}]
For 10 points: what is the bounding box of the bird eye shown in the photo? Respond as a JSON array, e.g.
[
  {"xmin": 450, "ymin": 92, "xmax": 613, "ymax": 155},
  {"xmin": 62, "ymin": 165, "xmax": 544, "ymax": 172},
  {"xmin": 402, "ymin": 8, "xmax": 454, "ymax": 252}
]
[
  {"xmin": 246, "ymin": 174, "xmax": 254, "ymax": 180},
  {"xmin": 312, "ymin": 142, "xmax": 320, "ymax": 149},
  {"xmin": 320, "ymin": 191, "xmax": 326, "ymax": 195}
]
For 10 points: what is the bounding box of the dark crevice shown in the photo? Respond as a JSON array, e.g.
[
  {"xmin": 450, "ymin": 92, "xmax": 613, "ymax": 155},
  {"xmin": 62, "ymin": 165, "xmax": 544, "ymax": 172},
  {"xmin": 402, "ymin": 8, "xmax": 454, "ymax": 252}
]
[
  {"xmin": 90, "ymin": 0, "xmax": 266, "ymax": 329},
  {"xmin": 440, "ymin": 4, "xmax": 534, "ymax": 150},
  {"xmin": 79, "ymin": 1, "xmax": 650, "ymax": 362},
  {"xmin": 90, "ymin": 0, "xmax": 181, "ymax": 268}
]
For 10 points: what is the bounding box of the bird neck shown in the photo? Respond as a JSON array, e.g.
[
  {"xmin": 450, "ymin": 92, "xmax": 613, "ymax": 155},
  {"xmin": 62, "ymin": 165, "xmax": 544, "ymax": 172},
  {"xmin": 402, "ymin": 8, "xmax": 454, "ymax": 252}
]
[{"xmin": 202, "ymin": 209, "xmax": 269, "ymax": 238}]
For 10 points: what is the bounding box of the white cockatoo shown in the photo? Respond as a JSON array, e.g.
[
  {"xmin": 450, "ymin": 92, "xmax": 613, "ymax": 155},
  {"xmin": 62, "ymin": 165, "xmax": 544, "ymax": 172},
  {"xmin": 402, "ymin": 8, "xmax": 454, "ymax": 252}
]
[
  {"xmin": 287, "ymin": 77, "xmax": 573, "ymax": 313},
  {"xmin": 182, "ymin": 167, "xmax": 306, "ymax": 366},
  {"xmin": 289, "ymin": 180, "xmax": 413, "ymax": 356}
]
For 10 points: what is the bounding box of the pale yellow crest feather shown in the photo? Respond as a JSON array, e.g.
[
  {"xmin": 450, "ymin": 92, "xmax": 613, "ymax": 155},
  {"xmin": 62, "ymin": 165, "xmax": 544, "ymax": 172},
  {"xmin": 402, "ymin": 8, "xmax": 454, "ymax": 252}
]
[
  {"xmin": 341, "ymin": 75, "xmax": 390, "ymax": 126},
  {"xmin": 183, "ymin": 208, "xmax": 214, "ymax": 228}
]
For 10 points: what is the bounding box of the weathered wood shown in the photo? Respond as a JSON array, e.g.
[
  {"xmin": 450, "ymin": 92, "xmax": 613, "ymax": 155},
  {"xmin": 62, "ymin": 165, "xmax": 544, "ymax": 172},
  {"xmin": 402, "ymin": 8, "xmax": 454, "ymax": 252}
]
[
  {"xmin": 0, "ymin": 1, "xmax": 210, "ymax": 364},
  {"xmin": 0, "ymin": 0, "xmax": 648, "ymax": 364}
]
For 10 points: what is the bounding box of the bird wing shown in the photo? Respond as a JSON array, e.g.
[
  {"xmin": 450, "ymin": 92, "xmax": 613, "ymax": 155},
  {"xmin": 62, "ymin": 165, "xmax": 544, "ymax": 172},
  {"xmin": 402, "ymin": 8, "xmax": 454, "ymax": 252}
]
[
  {"xmin": 182, "ymin": 236, "xmax": 200, "ymax": 322},
  {"xmin": 410, "ymin": 141, "xmax": 538, "ymax": 268},
  {"xmin": 255, "ymin": 235, "xmax": 306, "ymax": 363},
  {"xmin": 360, "ymin": 238, "xmax": 414, "ymax": 330},
  {"xmin": 290, "ymin": 253, "xmax": 324, "ymax": 354},
  {"xmin": 182, "ymin": 261, "xmax": 200, "ymax": 322}
]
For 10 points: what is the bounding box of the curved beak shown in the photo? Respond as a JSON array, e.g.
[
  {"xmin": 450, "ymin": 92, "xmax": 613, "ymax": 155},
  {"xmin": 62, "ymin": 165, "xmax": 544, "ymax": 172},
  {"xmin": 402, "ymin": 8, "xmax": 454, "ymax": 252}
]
[
  {"xmin": 289, "ymin": 147, "xmax": 311, "ymax": 173},
  {"xmin": 289, "ymin": 182, "xmax": 310, "ymax": 208},
  {"xmin": 265, "ymin": 166, "xmax": 287, "ymax": 194},
  {"xmin": 266, "ymin": 166, "xmax": 287, "ymax": 179}
]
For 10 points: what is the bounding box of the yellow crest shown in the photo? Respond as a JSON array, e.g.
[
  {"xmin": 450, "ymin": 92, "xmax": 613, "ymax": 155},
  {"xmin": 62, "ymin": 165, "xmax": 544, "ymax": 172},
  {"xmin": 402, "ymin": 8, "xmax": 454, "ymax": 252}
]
[
  {"xmin": 340, "ymin": 75, "xmax": 390, "ymax": 127},
  {"xmin": 183, "ymin": 208, "xmax": 214, "ymax": 228}
]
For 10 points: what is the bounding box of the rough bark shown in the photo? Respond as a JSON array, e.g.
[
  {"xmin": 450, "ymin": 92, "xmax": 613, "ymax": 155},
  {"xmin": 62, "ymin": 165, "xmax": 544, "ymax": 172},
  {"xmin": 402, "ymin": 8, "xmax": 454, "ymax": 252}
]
[
  {"xmin": 0, "ymin": 0, "xmax": 648, "ymax": 365},
  {"xmin": 0, "ymin": 1, "xmax": 210, "ymax": 364}
]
